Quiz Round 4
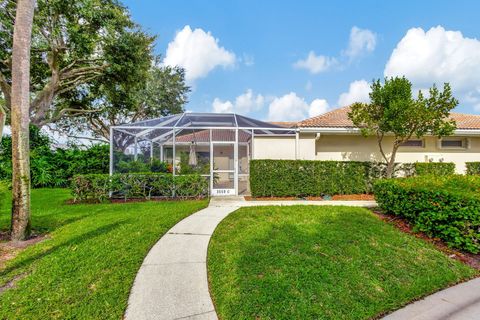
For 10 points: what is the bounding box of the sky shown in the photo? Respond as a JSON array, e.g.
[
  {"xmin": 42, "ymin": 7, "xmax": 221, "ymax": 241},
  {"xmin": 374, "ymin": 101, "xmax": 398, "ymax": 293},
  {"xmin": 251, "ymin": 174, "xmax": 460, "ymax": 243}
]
[{"xmin": 122, "ymin": 0, "xmax": 480, "ymax": 122}]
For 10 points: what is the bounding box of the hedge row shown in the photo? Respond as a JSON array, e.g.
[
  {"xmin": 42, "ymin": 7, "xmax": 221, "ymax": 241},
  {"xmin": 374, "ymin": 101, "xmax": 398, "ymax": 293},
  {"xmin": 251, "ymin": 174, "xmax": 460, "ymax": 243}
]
[
  {"xmin": 71, "ymin": 173, "xmax": 208, "ymax": 203},
  {"xmin": 373, "ymin": 175, "xmax": 480, "ymax": 253},
  {"xmin": 250, "ymin": 160, "xmax": 375, "ymax": 197},
  {"xmin": 466, "ymin": 162, "xmax": 480, "ymax": 175},
  {"xmin": 413, "ymin": 162, "xmax": 455, "ymax": 176}
]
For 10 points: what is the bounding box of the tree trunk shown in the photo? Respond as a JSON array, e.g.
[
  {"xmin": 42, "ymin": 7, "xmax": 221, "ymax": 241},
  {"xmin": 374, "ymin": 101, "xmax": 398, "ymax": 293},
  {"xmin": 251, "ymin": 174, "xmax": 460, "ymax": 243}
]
[
  {"xmin": 385, "ymin": 146, "xmax": 399, "ymax": 179},
  {"xmin": 10, "ymin": 0, "xmax": 35, "ymax": 241}
]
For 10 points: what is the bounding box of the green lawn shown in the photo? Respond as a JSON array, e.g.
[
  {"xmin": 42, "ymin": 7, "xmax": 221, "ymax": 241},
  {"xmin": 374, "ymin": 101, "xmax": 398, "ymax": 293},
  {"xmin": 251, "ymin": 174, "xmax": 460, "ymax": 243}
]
[
  {"xmin": 208, "ymin": 206, "xmax": 478, "ymax": 320},
  {"xmin": 0, "ymin": 189, "xmax": 208, "ymax": 319}
]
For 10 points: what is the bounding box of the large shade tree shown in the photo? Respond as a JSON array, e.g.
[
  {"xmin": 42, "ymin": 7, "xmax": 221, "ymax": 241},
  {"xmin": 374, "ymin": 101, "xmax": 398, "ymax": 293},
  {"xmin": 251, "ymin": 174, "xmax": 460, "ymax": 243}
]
[
  {"xmin": 0, "ymin": 0, "xmax": 154, "ymax": 130},
  {"xmin": 348, "ymin": 77, "xmax": 458, "ymax": 178},
  {"xmin": 10, "ymin": 0, "xmax": 35, "ymax": 241},
  {"xmin": 54, "ymin": 63, "xmax": 190, "ymax": 149}
]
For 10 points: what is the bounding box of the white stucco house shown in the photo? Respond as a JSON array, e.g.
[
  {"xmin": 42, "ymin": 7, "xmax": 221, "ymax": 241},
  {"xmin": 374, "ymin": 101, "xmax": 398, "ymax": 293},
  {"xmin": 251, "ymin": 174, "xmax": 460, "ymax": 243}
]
[{"xmin": 111, "ymin": 106, "xmax": 480, "ymax": 196}]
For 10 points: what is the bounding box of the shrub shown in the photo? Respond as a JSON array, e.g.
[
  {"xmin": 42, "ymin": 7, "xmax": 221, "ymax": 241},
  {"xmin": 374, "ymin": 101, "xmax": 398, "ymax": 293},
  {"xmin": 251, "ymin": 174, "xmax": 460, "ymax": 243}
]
[
  {"xmin": 71, "ymin": 173, "xmax": 208, "ymax": 202},
  {"xmin": 250, "ymin": 160, "xmax": 372, "ymax": 197},
  {"xmin": 0, "ymin": 127, "xmax": 110, "ymax": 188},
  {"xmin": 413, "ymin": 162, "xmax": 455, "ymax": 176},
  {"xmin": 0, "ymin": 181, "xmax": 8, "ymax": 210},
  {"xmin": 373, "ymin": 175, "xmax": 480, "ymax": 253},
  {"xmin": 466, "ymin": 162, "xmax": 480, "ymax": 175}
]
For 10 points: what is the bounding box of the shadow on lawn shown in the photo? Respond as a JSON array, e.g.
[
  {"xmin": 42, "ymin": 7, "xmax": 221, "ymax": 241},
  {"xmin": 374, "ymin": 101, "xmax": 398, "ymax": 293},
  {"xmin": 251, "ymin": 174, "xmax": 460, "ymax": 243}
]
[{"xmin": 0, "ymin": 220, "xmax": 129, "ymax": 280}]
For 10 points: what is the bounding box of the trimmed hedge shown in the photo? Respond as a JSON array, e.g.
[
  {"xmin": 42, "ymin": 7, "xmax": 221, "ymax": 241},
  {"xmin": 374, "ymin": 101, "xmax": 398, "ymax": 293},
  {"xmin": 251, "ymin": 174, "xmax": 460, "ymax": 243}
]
[
  {"xmin": 466, "ymin": 162, "xmax": 480, "ymax": 175},
  {"xmin": 373, "ymin": 175, "xmax": 480, "ymax": 253},
  {"xmin": 413, "ymin": 162, "xmax": 455, "ymax": 176},
  {"xmin": 71, "ymin": 173, "xmax": 208, "ymax": 203},
  {"xmin": 250, "ymin": 160, "xmax": 373, "ymax": 197}
]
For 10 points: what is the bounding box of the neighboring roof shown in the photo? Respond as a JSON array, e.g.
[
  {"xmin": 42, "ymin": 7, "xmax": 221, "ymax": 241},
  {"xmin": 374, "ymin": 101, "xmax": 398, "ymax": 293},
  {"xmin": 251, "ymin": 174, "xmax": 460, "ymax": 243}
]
[
  {"xmin": 297, "ymin": 106, "xmax": 480, "ymax": 130},
  {"xmin": 297, "ymin": 106, "xmax": 355, "ymax": 128},
  {"xmin": 269, "ymin": 121, "xmax": 298, "ymax": 128},
  {"xmin": 174, "ymin": 129, "xmax": 251, "ymax": 143}
]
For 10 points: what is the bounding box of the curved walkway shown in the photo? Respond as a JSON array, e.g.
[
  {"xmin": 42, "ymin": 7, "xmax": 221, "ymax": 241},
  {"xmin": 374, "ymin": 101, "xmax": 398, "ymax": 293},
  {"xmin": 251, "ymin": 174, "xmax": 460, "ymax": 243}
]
[
  {"xmin": 125, "ymin": 197, "xmax": 480, "ymax": 320},
  {"xmin": 124, "ymin": 197, "xmax": 376, "ymax": 320}
]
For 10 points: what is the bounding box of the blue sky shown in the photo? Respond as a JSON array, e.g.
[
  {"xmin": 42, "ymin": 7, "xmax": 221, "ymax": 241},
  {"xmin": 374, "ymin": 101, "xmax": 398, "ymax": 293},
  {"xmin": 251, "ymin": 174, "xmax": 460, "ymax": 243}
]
[{"xmin": 123, "ymin": 0, "xmax": 480, "ymax": 121}]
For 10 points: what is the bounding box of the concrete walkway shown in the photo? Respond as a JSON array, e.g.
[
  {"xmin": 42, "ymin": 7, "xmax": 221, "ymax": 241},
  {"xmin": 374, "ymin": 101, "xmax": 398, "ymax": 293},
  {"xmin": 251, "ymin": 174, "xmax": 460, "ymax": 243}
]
[
  {"xmin": 125, "ymin": 197, "xmax": 480, "ymax": 320},
  {"xmin": 124, "ymin": 197, "xmax": 377, "ymax": 320},
  {"xmin": 382, "ymin": 277, "xmax": 480, "ymax": 320}
]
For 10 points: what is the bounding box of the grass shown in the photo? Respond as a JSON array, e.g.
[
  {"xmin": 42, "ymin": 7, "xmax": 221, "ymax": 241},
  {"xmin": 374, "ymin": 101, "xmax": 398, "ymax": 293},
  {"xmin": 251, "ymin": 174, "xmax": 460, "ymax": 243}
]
[
  {"xmin": 0, "ymin": 188, "xmax": 208, "ymax": 319},
  {"xmin": 208, "ymin": 206, "xmax": 478, "ymax": 320}
]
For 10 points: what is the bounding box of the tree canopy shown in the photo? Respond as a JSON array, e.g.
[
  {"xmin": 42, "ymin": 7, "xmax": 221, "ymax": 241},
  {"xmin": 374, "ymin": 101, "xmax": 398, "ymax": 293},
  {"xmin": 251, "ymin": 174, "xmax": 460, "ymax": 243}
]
[
  {"xmin": 0, "ymin": 0, "xmax": 155, "ymax": 127},
  {"xmin": 348, "ymin": 76, "xmax": 458, "ymax": 178}
]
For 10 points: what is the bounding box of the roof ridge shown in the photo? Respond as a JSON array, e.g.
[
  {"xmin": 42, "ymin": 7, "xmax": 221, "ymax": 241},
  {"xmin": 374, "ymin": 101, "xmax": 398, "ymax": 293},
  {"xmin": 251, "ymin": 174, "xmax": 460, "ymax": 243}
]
[{"xmin": 298, "ymin": 105, "xmax": 351, "ymax": 124}]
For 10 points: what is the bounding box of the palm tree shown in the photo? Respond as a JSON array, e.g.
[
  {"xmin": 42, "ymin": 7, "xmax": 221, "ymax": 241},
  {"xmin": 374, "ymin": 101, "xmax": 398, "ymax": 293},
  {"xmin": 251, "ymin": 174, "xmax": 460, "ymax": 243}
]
[{"xmin": 10, "ymin": 0, "xmax": 35, "ymax": 241}]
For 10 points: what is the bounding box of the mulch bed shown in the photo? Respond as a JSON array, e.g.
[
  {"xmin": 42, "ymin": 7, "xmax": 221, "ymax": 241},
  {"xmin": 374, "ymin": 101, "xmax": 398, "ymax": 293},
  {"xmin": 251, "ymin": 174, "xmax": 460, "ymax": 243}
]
[
  {"xmin": 65, "ymin": 196, "xmax": 207, "ymax": 205},
  {"xmin": 371, "ymin": 209, "xmax": 480, "ymax": 270},
  {"xmin": 245, "ymin": 194, "xmax": 375, "ymax": 201},
  {"xmin": 0, "ymin": 232, "xmax": 48, "ymax": 270}
]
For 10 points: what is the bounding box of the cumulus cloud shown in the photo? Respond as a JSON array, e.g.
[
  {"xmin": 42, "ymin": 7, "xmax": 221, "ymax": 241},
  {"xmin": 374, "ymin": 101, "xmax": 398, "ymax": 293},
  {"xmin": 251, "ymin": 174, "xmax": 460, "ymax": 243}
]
[
  {"xmin": 212, "ymin": 89, "xmax": 264, "ymax": 114},
  {"xmin": 337, "ymin": 80, "xmax": 371, "ymax": 106},
  {"xmin": 267, "ymin": 92, "xmax": 329, "ymax": 121},
  {"xmin": 163, "ymin": 25, "xmax": 236, "ymax": 83},
  {"xmin": 384, "ymin": 26, "xmax": 480, "ymax": 97},
  {"xmin": 293, "ymin": 51, "xmax": 337, "ymax": 74},
  {"xmin": 212, "ymin": 98, "xmax": 234, "ymax": 113},
  {"xmin": 308, "ymin": 99, "xmax": 330, "ymax": 117},
  {"xmin": 344, "ymin": 26, "xmax": 377, "ymax": 59},
  {"xmin": 294, "ymin": 26, "xmax": 376, "ymax": 73}
]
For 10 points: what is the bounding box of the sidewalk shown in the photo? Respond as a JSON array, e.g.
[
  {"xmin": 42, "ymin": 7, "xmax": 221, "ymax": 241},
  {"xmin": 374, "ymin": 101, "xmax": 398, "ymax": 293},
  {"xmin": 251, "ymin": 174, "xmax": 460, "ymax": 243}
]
[
  {"xmin": 124, "ymin": 197, "xmax": 479, "ymax": 320},
  {"xmin": 382, "ymin": 277, "xmax": 480, "ymax": 320}
]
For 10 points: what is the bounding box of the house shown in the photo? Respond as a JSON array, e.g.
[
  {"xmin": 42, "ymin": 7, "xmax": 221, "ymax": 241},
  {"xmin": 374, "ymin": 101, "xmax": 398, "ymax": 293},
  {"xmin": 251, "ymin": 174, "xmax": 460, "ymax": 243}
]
[
  {"xmin": 110, "ymin": 107, "xmax": 480, "ymax": 196},
  {"xmin": 253, "ymin": 106, "xmax": 480, "ymax": 174}
]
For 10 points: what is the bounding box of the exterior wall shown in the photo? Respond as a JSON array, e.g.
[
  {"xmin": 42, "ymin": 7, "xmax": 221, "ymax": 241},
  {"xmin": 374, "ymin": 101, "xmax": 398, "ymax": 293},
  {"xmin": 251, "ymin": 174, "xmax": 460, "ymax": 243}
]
[
  {"xmin": 253, "ymin": 136, "xmax": 296, "ymax": 159},
  {"xmin": 315, "ymin": 134, "xmax": 480, "ymax": 173}
]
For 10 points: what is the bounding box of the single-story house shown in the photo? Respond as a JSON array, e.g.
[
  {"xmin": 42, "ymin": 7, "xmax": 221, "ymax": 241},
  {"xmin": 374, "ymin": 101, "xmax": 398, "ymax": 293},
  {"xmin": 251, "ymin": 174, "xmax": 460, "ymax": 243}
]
[{"xmin": 110, "ymin": 106, "xmax": 480, "ymax": 196}]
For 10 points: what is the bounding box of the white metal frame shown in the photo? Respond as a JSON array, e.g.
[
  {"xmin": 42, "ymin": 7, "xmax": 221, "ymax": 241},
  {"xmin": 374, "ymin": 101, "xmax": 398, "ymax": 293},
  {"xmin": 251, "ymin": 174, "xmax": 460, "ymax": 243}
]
[{"xmin": 109, "ymin": 114, "xmax": 295, "ymax": 197}]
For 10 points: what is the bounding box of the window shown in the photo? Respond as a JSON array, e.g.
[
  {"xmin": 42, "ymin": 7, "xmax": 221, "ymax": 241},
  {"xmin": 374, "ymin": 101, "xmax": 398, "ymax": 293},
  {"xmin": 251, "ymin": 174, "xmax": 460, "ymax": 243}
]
[
  {"xmin": 440, "ymin": 138, "xmax": 467, "ymax": 149},
  {"xmin": 400, "ymin": 139, "xmax": 424, "ymax": 147}
]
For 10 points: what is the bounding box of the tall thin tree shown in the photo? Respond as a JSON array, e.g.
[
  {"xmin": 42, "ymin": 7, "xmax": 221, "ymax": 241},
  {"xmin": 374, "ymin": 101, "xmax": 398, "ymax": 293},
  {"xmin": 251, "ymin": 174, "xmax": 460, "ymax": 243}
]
[{"xmin": 10, "ymin": 0, "xmax": 35, "ymax": 241}]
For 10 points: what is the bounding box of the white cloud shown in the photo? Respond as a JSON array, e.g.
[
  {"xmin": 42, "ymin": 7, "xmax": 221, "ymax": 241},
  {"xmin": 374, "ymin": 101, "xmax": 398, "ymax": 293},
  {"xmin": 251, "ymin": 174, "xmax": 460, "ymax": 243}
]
[
  {"xmin": 242, "ymin": 53, "xmax": 255, "ymax": 66},
  {"xmin": 337, "ymin": 80, "xmax": 371, "ymax": 106},
  {"xmin": 293, "ymin": 51, "xmax": 337, "ymax": 74},
  {"xmin": 344, "ymin": 26, "xmax": 377, "ymax": 59},
  {"xmin": 267, "ymin": 92, "xmax": 329, "ymax": 121},
  {"xmin": 163, "ymin": 25, "xmax": 236, "ymax": 83},
  {"xmin": 308, "ymin": 99, "xmax": 330, "ymax": 117},
  {"xmin": 212, "ymin": 98, "xmax": 234, "ymax": 113},
  {"xmin": 212, "ymin": 89, "xmax": 264, "ymax": 114},
  {"xmin": 294, "ymin": 26, "xmax": 376, "ymax": 73},
  {"xmin": 384, "ymin": 26, "xmax": 480, "ymax": 96}
]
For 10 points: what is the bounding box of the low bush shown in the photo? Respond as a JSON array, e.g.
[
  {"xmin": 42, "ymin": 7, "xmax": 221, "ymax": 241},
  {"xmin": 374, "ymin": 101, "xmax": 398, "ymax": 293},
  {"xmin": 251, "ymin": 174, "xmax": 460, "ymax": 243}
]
[
  {"xmin": 0, "ymin": 127, "xmax": 110, "ymax": 188},
  {"xmin": 373, "ymin": 175, "xmax": 480, "ymax": 253},
  {"xmin": 250, "ymin": 160, "xmax": 372, "ymax": 197},
  {"xmin": 466, "ymin": 162, "xmax": 480, "ymax": 175},
  {"xmin": 413, "ymin": 162, "xmax": 455, "ymax": 176},
  {"xmin": 71, "ymin": 173, "xmax": 208, "ymax": 202},
  {"xmin": 0, "ymin": 181, "xmax": 8, "ymax": 211}
]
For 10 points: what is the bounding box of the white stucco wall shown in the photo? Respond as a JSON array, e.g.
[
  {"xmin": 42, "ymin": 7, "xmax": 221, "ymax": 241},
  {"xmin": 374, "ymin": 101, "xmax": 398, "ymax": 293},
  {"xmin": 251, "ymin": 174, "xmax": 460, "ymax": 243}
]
[
  {"xmin": 253, "ymin": 136, "xmax": 296, "ymax": 159},
  {"xmin": 315, "ymin": 134, "xmax": 480, "ymax": 173}
]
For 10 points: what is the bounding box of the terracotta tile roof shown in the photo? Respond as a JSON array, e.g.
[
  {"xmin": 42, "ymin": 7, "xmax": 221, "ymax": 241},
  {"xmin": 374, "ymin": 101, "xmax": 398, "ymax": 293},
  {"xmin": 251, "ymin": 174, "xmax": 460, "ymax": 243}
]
[
  {"xmin": 297, "ymin": 106, "xmax": 480, "ymax": 130},
  {"xmin": 297, "ymin": 106, "xmax": 355, "ymax": 128},
  {"xmin": 269, "ymin": 121, "xmax": 298, "ymax": 128},
  {"xmin": 175, "ymin": 129, "xmax": 251, "ymax": 143}
]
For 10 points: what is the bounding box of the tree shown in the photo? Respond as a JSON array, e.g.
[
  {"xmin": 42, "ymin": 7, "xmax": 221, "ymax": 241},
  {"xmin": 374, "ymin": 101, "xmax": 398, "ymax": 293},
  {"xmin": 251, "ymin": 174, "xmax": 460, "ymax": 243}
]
[
  {"xmin": 54, "ymin": 64, "xmax": 190, "ymax": 149},
  {"xmin": 348, "ymin": 77, "xmax": 458, "ymax": 178},
  {"xmin": 10, "ymin": 0, "xmax": 35, "ymax": 241},
  {"xmin": 0, "ymin": 0, "xmax": 154, "ymax": 128}
]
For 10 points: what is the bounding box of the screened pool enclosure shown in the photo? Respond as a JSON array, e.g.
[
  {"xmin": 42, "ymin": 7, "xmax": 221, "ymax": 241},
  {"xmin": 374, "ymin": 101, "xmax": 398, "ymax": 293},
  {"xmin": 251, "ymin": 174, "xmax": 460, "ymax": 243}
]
[{"xmin": 110, "ymin": 113, "xmax": 294, "ymax": 196}]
